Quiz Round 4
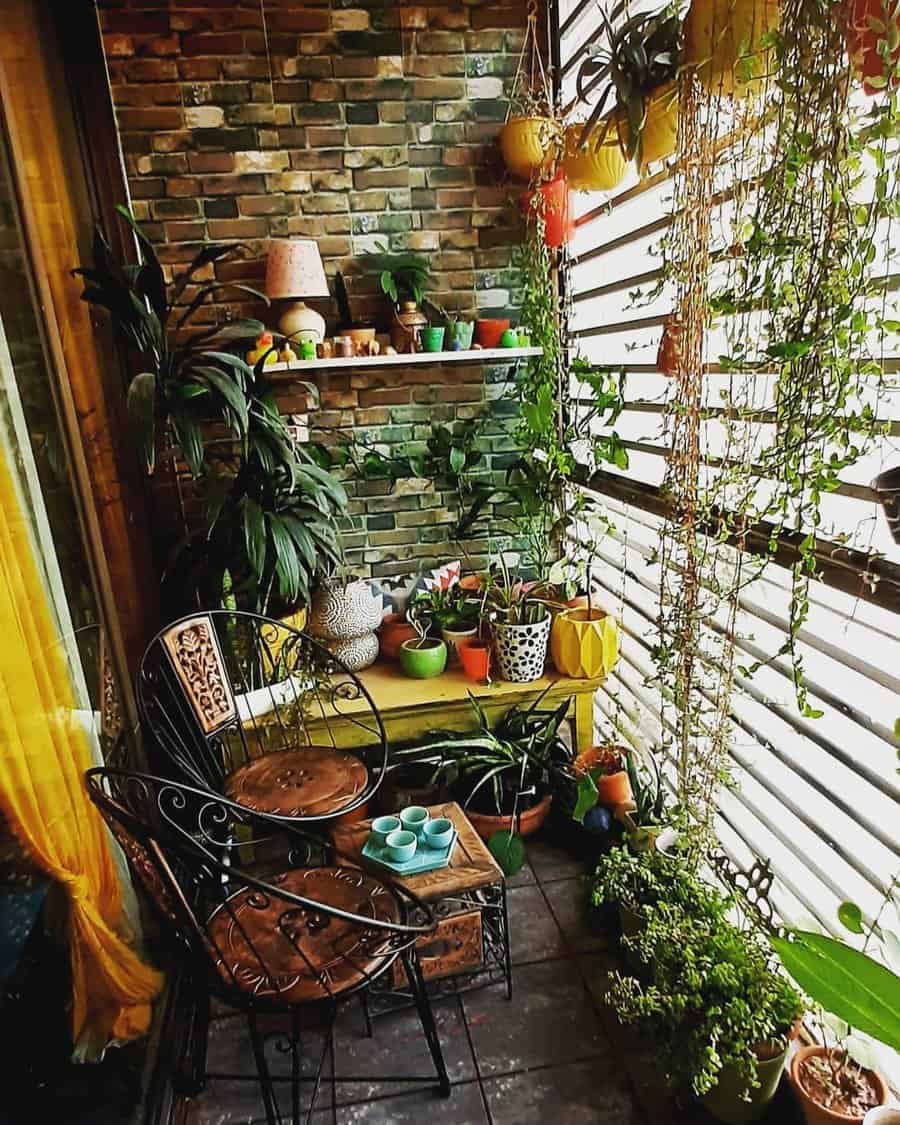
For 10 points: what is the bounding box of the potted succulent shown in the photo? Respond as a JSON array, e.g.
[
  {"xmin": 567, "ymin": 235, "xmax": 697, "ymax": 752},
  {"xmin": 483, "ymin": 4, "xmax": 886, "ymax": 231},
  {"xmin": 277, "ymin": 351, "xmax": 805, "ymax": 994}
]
[
  {"xmin": 572, "ymin": 4, "xmax": 683, "ymax": 178},
  {"xmin": 410, "ymin": 582, "xmax": 478, "ymax": 665},
  {"xmin": 398, "ymin": 604, "xmax": 448, "ymax": 679},
  {"xmin": 683, "ymin": 0, "xmax": 780, "ymax": 99},
  {"xmin": 484, "ymin": 557, "xmax": 552, "ymax": 683},
  {"xmin": 365, "ymin": 244, "xmax": 431, "ymax": 353}
]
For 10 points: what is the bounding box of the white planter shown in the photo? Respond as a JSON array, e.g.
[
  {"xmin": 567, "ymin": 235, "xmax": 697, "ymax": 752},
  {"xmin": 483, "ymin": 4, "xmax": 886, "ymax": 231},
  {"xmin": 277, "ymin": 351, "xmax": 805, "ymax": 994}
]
[
  {"xmin": 441, "ymin": 624, "xmax": 477, "ymax": 665},
  {"xmin": 308, "ymin": 579, "xmax": 383, "ymax": 640},
  {"xmin": 492, "ymin": 614, "xmax": 551, "ymax": 683}
]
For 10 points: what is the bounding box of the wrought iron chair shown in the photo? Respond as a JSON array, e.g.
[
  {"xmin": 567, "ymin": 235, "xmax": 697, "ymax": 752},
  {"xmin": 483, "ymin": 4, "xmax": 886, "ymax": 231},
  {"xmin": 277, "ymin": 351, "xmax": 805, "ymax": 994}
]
[
  {"xmin": 137, "ymin": 611, "xmax": 388, "ymax": 827},
  {"xmin": 85, "ymin": 768, "xmax": 451, "ymax": 1125}
]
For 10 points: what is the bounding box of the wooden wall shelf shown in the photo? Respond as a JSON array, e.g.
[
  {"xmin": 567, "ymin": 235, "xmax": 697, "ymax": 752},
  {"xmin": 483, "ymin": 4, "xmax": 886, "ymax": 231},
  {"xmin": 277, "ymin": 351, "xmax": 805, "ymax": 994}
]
[{"xmin": 267, "ymin": 346, "xmax": 542, "ymax": 379}]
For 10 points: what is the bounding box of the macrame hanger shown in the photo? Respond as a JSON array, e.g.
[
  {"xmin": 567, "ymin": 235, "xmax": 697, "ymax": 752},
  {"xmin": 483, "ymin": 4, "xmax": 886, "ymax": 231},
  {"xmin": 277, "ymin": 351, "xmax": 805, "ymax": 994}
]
[{"xmin": 506, "ymin": 0, "xmax": 555, "ymax": 123}]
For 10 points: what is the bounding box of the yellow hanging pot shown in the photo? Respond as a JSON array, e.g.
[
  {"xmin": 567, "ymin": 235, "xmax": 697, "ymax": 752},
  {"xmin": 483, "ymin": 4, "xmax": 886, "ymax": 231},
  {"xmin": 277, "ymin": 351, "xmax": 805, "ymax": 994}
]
[
  {"xmin": 638, "ymin": 82, "xmax": 679, "ymax": 174},
  {"xmin": 499, "ymin": 115, "xmax": 559, "ymax": 181},
  {"xmin": 684, "ymin": 0, "xmax": 780, "ymax": 99},
  {"xmin": 562, "ymin": 122, "xmax": 629, "ymax": 192},
  {"xmin": 550, "ymin": 608, "xmax": 620, "ymax": 679}
]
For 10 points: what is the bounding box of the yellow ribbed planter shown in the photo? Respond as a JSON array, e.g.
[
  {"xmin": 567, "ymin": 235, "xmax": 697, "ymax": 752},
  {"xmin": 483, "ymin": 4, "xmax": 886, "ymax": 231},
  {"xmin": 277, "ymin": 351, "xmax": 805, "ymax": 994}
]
[
  {"xmin": 684, "ymin": 0, "xmax": 780, "ymax": 99},
  {"xmin": 499, "ymin": 116, "xmax": 559, "ymax": 181},
  {"xmin": 562, "ymin": 122, "xmax": 629, "ymax": 193},
  {"xmin": 639, "ymin": 83, "xmax": 679, "ymax": 174},
  {"xmin": 550, "ymin": 609, "xmax": 620, "ymax": 679}
]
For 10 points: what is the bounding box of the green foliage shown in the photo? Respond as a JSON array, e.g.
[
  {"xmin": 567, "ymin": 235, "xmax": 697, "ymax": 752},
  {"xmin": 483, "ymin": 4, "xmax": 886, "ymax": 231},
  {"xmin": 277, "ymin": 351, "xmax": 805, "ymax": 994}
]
[
  {"xmin": 592, "ymin": 844, "xmax": 725, "ymax": 918},
  {"xmin": 488, "ymin": 829, "xmax": 527, "ymax": 876},
  {"xmin": 365, "ymin": 243, "xmax": 432, "ymax": 306},
  {"xmin": 410, "ymin": 581, "xmax": 478, "ymax": 631}
]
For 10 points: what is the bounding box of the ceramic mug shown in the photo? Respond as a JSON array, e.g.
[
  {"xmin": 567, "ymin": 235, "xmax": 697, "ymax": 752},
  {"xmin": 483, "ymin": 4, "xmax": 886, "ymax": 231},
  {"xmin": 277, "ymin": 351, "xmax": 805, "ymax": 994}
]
[
  {"xmin": 385, "ymin": 829, "xmax": 417, "ymax": 863},
  {"xmin": 370, "ymin": 815, "xmax": 401, "ymax": 848},
  {"xmin": 422, "ymin": 817, "xmax": 453, "ymax": 850},
  {"xmin": 399, "ymin": 805, "xmax": 430, "ymax": 838}
]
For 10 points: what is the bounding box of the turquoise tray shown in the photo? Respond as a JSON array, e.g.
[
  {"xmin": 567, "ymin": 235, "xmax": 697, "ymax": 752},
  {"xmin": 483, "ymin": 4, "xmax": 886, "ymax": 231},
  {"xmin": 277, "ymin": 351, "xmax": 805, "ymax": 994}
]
[{"xmin": 361, "ymin": 829, "xmax": 457, "ymax": 876}]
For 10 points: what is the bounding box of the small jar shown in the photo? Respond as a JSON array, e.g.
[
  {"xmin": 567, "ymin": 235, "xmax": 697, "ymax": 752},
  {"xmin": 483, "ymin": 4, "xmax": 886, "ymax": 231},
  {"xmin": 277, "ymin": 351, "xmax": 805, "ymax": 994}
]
[
  {"xmin": 336, "ymin": 336, "xmax": 354, "ymax": 358},
  {"xmin": 317, "ymin": 339, "xmax": 334, "ymax": 359}
]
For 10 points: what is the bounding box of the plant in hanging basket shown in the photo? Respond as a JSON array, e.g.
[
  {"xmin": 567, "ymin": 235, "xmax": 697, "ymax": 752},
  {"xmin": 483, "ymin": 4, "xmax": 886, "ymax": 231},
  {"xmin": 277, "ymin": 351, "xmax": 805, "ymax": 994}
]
[
  {"xmin": 572, "ymin": 3, "xmax": 683, "ymax": 176},
  {"xmin": 683, "ymin": 0, "xmax": 780, "ymax": 99},
  {"xmin": 519, "ymin": 171, "xmax": 575, "ymax": 249},
  {"xmin": 839, "ymin": 0, "xmax": 900, "ymax": 96}
]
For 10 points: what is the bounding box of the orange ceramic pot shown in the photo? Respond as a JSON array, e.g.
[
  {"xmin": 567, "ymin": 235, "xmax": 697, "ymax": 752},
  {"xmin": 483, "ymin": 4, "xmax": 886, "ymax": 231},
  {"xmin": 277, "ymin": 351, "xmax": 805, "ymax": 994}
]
[
  {"xmin": 379, "ymin": 613, "xmax": 417, "ymax": 661},
  {"xmin": 465, "ymin": 793, "xmax": 552, "ymax": 840},
  {"xmin": 574, "ymin": 745, "xmax": 633, "ymax": 807},
  {"xmin": 459, "ymin": 638, "xmax": 491, "ymax": 682}
]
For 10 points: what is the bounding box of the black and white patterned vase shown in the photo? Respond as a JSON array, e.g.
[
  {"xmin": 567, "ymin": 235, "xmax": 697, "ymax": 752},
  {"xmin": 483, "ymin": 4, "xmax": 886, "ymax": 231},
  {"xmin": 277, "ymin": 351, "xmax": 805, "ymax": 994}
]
[
  {"xmin": 492, "ymin": 615, "xmax": 551, "ymax": 683},
  {"xmin": 323, "ymin": 631, "xmax": 379, "ymax": 672},
  {"xmin": 308, "ymin": 579, "xmax": 383, "ymax": 641}
]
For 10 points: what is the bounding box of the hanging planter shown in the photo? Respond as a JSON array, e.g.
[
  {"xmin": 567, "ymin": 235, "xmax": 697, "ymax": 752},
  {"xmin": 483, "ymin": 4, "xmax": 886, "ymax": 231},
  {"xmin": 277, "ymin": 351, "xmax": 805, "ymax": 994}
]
[
  {"xmin": 499, "ymin": 116, "xmax": 559, "ymax": 181},
  {"xmin": 520, "ymin": 172, "xmax": 574, "ymax": 249},
  {"xmin": 656, "ymin": 314, "xmax": 684, "ymax": 376},
  {"xmin": 562, "ymin": 122, "xmax": 629, "ymax": 192},
  {"xmin": 840, "ymin": 0, "xmax": 900, "ymax": 95},
  {"xmin": 499, "ymin": 0, "xmax": 561, "ymax": 181},
  {"xmin": 873, "ymin": 465, "xmax": 900, "ymax": 544},
  {"xmin": 684, "ymin": 0, "xmax": 780, "ymax": 98},
  {"xmin": 639, "ymin": 82, "xmax": 679, "ymax": 173}
]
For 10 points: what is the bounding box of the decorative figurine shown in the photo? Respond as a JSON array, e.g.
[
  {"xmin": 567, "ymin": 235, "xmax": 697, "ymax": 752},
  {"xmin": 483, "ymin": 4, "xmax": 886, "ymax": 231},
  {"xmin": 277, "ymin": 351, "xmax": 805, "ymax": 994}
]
[
  {"xmin": 278, "ymin": 342, "xmax": 298, "ymax": 364},
  {"xmin": 246, "ymin": 331, "xmax": 278, "ymax": 367}
]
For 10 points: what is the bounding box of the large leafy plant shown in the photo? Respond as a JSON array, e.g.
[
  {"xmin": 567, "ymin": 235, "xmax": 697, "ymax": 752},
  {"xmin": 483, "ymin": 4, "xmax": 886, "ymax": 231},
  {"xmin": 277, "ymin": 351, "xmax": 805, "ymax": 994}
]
[
  {"xmin": 76, "ymin": 210, "xmax": 346, "ymax": 613},
  {"xmin": 365, "ymin": 244, "xmax": 432, "ymax": 306}
]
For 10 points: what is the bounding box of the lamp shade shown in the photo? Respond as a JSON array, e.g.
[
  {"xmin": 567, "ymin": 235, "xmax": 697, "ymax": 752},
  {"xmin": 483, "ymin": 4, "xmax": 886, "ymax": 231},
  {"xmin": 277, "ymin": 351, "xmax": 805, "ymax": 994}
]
[{"xmin": 265, "ymin": 239, "xmax": 329, "ymax": 300}]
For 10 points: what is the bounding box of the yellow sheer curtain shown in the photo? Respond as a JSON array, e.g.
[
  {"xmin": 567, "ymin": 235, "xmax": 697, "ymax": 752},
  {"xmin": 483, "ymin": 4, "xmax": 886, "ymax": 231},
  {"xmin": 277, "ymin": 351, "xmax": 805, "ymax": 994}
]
[{"xmin": 0, "ymin": 448, "xmax": 162, "ymax": 1051}]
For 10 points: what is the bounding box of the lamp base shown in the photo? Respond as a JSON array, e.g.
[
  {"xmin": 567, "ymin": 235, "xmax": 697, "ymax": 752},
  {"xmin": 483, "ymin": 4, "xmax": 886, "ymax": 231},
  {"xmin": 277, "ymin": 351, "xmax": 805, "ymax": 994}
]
[{"xmin": 278, "ymin": 301, "xmax": 325, "ymax": 343}]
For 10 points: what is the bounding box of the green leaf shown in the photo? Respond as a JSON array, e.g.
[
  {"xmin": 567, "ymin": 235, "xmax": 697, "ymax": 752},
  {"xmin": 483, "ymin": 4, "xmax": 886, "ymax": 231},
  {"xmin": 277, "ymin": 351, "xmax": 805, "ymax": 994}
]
[
  {"xmin": 838, "ymin": 902, "xmax": 864, "ymax": 935},
  {"xmin": 573, "ymin": 772, "xmax": 599, "ymax": 824},
  {"xmin": 449, "ymin": 445, "xmax": 466, "ymax": 474},
  {"xmin": 242, "ymin": 498, "xmax": 266, "ymax": 579},
  {"xmin": 487, "ymin": 830, "xmax": 526, "ymax": 876},
  {"xmin": 126, "ymin": 372, "xmax": 157, "ymax": 475},
  {"xmin": 771, "ymin": 931, "xmax": 900, "ymax": 1051}
]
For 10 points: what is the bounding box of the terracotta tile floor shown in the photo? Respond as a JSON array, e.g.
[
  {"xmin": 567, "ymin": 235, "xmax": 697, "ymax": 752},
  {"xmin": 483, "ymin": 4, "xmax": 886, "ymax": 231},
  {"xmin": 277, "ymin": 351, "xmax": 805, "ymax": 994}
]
[{"xmin": 177, "ymin": 834, "xmax": 805, "ymax": 1125}]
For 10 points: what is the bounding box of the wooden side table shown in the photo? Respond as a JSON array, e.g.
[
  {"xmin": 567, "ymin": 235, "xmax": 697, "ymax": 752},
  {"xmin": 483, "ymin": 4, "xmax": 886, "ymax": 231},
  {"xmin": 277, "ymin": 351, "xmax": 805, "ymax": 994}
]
[{"xmin": 331, "ymin": 802, "xmax": 512, "ymax": 1007}]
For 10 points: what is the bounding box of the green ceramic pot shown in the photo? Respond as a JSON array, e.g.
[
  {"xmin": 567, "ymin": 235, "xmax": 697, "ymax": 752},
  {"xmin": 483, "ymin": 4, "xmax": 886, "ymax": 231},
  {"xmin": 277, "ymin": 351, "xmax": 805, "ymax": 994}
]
[
  {"xmin": 700, "ymin": 1043, "xmax": 788, "ymax": 1124},
  {"xmin": 447, "ymin": 320, "xmax": 474, "ymax": 350},
  {"xmin": 500, "ymin": 327, "xmax": 519, "ymax": 347},
  {"xmin": 419, "ymin": 326, "xmax": 445, "ymax": 352},
  {"xmin": 399, "ymin": 638, "xmax": 447, "ymax": 678}
]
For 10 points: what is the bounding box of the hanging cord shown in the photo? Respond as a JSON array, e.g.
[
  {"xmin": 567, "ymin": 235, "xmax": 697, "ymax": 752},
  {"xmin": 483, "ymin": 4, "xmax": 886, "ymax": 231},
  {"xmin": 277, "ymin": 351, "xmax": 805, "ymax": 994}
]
[{"xmin": 506, "ymin": 0, "xmax": 556, "ymax": 122}]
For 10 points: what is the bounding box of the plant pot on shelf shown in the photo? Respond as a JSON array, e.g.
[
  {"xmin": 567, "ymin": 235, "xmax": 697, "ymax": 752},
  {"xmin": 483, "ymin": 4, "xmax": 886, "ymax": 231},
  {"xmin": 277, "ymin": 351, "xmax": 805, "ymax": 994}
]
[
  {"xmin": 390, "ymin": 301, "xmax": 428, "ymax": 353},
  {"xmin": 446, "ymin": 320, "xmax": 474, "ymax": 351},
  {"xmin": 520, "ymin": 172, "xmax": 574, "ymax": 249},
  {"xmin": 841, "ymin": 0, "xmax": 900, "ymax": 95},
  {"xmin": 465, "ymin": 792, "xmax": 552, "ymax": 841},
  {"xmin": 441, "ymin": 623, "xmax": 477, "ymax": 665},
  {"xmin": 789, "ymin": 1046, "xmax": 888, "ymax": 1125},
  {"xmin": 323, "ymin": 631, "xmax": 379, "ymax": 672},
  {"xmin": 550, "ymin": 607, "xmax": 619, "ymax": 679},
  {"xmin": 491, "ymin": 613, "xmax": 551, "ymax": 683},
  {"xmin": 458, "ymin": 638, "xmax": 491, "ymax": 682},
  {"xmin": 474, "ymin": 318, "xmax": 510, "ymax": 349},
  {"xmin": 700, "ymin": 1041, "xmax": 789, "ymax": 1124},
  {"xmin": 873, "ymin": 466, "xmax": 900, "ymax": 544},
  {"xmin": 308, "ymin": 579, "xmax": 383, "ymax": 640},
  {"xmin": 683, "ymin": 0, "xmax": 780, "ymax": 99},
  {"xmin": 562, "ymin": 121, "xmax": 629, "ymax": 192},
  {"xmin": 498, "ymin": 115, "xmax": 559, "ymax": 181},
  {"xmin": 399, "ymin": 637, "xmax": 447, "ymax": 679},
  {"xmin": 419, "ymin": 325, "xmax": 445, "ymax": 353},
  {"xmin": 639, "ymin": 82, "xmax": 679, "ymax": 174},
  {"xmin": 344, "ymin": 325, "xmax": 376, "ymax": 356},
  {"xmin": 379, "ymin": 613, "xmax": 417, "ymax": 661}
]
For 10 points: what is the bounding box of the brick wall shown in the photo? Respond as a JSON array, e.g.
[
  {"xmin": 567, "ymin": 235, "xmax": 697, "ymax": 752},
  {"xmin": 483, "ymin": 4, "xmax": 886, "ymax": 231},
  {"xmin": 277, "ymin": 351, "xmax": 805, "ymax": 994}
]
[{"xmin": 99, "ymin": 0, "xmax": 530, "ymax": 580}]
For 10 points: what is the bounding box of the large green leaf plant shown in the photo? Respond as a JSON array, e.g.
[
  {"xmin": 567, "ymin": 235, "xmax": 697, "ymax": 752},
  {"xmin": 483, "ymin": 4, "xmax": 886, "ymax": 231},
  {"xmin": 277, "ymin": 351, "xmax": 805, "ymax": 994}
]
[{"xmin": 75, "ymin": 209, "xmax": 346, "ymax": 613}]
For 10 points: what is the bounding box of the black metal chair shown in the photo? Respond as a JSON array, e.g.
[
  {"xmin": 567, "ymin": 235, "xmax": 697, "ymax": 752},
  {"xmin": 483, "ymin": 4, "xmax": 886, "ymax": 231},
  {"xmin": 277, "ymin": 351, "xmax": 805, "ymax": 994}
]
[
  {"xmin": 137, "ymin": 611, "xmax": 388, "ymax": 827},
  {"xmin": 85, "ymin": 768, "xmax": 451, "ymax": 1125}
]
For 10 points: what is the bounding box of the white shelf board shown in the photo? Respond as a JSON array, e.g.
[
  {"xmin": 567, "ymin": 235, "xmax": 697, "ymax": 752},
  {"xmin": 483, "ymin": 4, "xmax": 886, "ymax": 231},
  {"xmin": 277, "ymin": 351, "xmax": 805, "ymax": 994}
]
[{"xmin": 267, "ymin": 346, "xmax": 542, "ymax": 378}]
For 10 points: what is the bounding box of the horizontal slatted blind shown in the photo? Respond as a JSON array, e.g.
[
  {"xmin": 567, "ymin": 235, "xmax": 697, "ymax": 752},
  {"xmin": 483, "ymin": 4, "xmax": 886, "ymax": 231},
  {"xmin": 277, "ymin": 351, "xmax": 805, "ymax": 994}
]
[{"xmin": 555, "ymin": 0, "xmax": 900, "ymax": 1081}]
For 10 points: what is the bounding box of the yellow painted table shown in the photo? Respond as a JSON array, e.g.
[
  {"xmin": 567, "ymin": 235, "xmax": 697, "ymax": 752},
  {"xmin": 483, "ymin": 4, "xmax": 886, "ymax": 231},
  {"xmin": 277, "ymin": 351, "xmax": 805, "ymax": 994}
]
[{"xmin": 307, "ymin": 661, "xmax": 604, "ymax": 752}]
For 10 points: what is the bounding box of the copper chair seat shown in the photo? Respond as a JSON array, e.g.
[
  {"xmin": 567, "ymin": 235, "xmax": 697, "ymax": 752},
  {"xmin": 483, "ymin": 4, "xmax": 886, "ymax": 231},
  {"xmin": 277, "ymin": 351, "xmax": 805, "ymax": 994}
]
[
  {"xmin": 207, "ymin": 867, "xmax": 400, "ymax": 1004},
  {"xmin": 223, "ymin": 747, "xmax": 368, "ymax": 818}
]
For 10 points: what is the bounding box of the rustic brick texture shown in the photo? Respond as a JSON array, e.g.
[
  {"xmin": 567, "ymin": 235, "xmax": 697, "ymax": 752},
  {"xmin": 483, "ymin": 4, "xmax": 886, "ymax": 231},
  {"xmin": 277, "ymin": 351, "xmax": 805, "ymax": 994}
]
[{"xmin": 99, "ymin": 0, "xmax": 530, "ymax": 580}]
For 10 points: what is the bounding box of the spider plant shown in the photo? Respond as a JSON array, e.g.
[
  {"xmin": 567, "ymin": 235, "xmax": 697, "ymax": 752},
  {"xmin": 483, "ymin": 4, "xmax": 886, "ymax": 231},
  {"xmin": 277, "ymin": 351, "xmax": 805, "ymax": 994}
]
[{"xmin": 575, "ymin": 3, "xmax": 684, "ymax": 162}]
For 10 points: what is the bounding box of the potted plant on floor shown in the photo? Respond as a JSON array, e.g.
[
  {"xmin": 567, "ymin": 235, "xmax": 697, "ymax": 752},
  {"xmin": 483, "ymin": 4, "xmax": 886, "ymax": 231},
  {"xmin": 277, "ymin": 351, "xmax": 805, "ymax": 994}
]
[
  {"xmin": 571, "ymin": 4, "xmax": 683, "ymax": 178},
  {"xmin": 365, "ymin": 244, "xmax": 431, "ymax": 354}
]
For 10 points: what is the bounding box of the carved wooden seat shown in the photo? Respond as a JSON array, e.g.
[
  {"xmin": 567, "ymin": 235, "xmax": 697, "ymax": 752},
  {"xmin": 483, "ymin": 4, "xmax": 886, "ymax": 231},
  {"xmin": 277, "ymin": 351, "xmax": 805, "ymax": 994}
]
[{"xmin": 222, "ymin": 748, "xmax": 368, "ymax": 819}]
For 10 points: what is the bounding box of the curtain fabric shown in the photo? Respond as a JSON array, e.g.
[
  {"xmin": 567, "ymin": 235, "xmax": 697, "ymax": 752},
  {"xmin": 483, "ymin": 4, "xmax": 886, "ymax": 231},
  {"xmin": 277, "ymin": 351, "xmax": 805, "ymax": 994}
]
[{"xmin": 0, "ymin": 449, "xmax": 162, "ymax": 1053}]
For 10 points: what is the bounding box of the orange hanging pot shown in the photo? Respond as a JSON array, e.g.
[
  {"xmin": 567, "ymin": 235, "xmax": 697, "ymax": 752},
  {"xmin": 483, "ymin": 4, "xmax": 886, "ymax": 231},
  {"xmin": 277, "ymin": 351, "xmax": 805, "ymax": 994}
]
[
  {"xmin": 840, "ymin": 0, "xmax": 900, "ymax": 94},
  {"xmin": 520, "ymin": 172, "xmax": 574, "ymax": 249}
]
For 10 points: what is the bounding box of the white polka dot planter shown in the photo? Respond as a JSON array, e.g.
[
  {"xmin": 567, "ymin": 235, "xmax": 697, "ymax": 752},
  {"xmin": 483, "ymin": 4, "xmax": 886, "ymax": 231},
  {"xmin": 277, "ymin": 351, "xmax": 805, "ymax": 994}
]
[{"xmin": 491, "ymin": 614, "xmax": 551, "ymax": 683}]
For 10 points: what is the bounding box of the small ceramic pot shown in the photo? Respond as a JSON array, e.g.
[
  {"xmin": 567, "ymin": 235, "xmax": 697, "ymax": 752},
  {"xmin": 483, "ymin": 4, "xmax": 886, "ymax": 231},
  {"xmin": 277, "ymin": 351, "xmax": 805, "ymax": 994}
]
[
  {"xmin": 323, "ymin": 631, "xmax": 379, "ymax": 671},
  {"xmin": 491, "ymin": 613, "xmax": 551, "ymax": 683},
  {"xmin": 345, "ymin": 325, "xmax": 376, "ymax": 355},
  {"xmin": 370, "ymin": 815, "xmax": 401, "ymax": 848},
  {"xmin": 474, "ymin": 318, "xmax": 510, "ymax": 349},
  {"xmin": 517, "ymin": 331, "xmax": 531, "ymax": 347},
  {"xmin": 399, "ymin": 806, "xmax": 430, "ymax": 837},
  {"xmin": 789, "ymin": 1046, "xmax": 888, "ymax": 1125},
  {"xmin": 551, "ymin": 608, "xmax": 620, "ymax": 679},
  {"xmin": 422, "ymin": 817, "xmax": 453, "ymax": 850},
  {"xmin": 419, "ymin": 325, "xmax": 445, "ymax": 352},
  {"xmin": 441, "ymin": 624, "xmax": 477, "ymax": 664},
  {"xmin": 379, "ymin": 613, "xmax": 417, "ymax": 661},
  {"xmin": 574, "ymin": 745, "xmax": 634, "ymax": 807},
  {"xmin": 459, "ymin": 639, "xmax": 491, "ymax": 682},
  {"xmin": 399, "ymin": 638, "xmax": 447, "ymax": 678},
  {"xmin": 385, "ymin": 829, "xmax": 417, "ymax": 863},
  {"xmin": 447, "ymin": 320, "xmax": 474, "ymax": 350},
  {"xmin": 309, "ymin": 579, "xmax": 383, "ymax": 640}
]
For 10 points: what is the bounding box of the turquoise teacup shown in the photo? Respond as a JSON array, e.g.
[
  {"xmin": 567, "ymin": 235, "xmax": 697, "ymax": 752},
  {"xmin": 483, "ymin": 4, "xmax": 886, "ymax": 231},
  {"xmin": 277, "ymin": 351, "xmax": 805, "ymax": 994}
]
[
  {"xmin": 399, "ymin": 806, "xmax": 430, "ymax": 838},
  {"xmin": 385, "ymin": 829, "xmax": 417, "ymax": 863},
  {"xmin": 370, "ymin": 815, "xmax": 401, "ymax": 848},
  {"xmin": 422, "ymin": 817, "xmax": 454, "ymax": 850}
]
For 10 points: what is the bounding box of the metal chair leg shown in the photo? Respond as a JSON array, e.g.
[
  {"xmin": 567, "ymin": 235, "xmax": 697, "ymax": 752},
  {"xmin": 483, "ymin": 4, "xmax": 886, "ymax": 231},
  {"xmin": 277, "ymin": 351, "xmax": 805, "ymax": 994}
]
[
  {"xmin": 174, "ymin": 972, "xmax": 209, "ymax": 1096},
  {"xmin": 360, "ymin": 990, "xmax": 373, "ymax": 1038},
  {"xmin": 247, "ymin": 1010, "xmax": 283, "ymax": 1125},
  {"xmin": 403, "ymin": 950, "xmax": 451, "ymax": 1097},
  {"xmin": 303, "ymin": 1001, "xmax": 335, "ymax": 1125},
  {"xmin": 501, "ymin": 882, "xmax": 513, "ymax": 1000}
]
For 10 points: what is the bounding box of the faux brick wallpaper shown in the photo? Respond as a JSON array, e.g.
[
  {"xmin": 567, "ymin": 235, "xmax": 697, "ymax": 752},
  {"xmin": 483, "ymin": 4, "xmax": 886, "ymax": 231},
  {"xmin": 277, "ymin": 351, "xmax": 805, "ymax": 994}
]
[{"xmin": 99, "ymin": 0, "xmax": 532, "ymax": 581}]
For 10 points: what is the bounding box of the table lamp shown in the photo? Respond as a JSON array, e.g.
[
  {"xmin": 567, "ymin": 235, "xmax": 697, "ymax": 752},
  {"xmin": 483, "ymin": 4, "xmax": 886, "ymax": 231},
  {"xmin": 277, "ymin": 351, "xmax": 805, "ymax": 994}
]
[{"xmin": 265, "ymin": 238, "xmax": 329, "ymax": 342}]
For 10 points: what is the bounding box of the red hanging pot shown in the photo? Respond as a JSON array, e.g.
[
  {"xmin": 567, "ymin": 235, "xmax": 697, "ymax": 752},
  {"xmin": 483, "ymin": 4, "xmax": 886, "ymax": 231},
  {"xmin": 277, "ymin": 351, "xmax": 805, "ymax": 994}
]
[
  {"xmin": 520, "ymin": 173, "xmax": 574, "ymax": 249},
  {"xmin": 841, "ymin": 0, "xmax": 900, "ymax": 95},
  {"xmin": 656, "ymin": 314, "xmax": 683, "ymax": 376}
]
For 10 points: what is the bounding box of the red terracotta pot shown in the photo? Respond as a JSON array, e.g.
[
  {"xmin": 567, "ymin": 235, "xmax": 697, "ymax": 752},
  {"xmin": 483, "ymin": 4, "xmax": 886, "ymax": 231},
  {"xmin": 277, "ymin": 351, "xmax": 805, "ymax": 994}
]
[
  {"xmin": 459, "ymin": 574, "xmax": 483, "ymax": 592},
  {"xmin": 657, "ymin": 314, "xmax": 683, "ymax": 376},
  {"xmin": 458, "ymin": 638, "xmax": 491, "ymax": 682},
  {"xmin": 465, "ymin": 792, "xmax": 552, "ymax": 840},
  {"xmin": 789, "ymin": 1045, "xmax": 888, "ymax": 1125},
  {"xmin": 474, "ymin": 318, "xmax": 510, "ymax": 349},
  {"xmin": 574, "ymin": 746, "xmax": 634, "ymax": 807},
  {"xmin": 842, "ymin": 0, "xmax": 900, "ymax": 95},
  {"xmin": 520, "ymin": 172, "xmax": 574, "ymax": 249},
  {"xmin": 379, "ymin": 613, "xmax": 417, "ymax": 661}
]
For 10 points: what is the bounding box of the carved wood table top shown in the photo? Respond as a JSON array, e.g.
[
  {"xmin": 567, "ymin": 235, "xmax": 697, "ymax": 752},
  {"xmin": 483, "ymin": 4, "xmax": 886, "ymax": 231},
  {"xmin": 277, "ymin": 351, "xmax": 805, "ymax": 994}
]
[{"xmin": 330, "ymin": 802, "xmax": 503, "ymax": 900}]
